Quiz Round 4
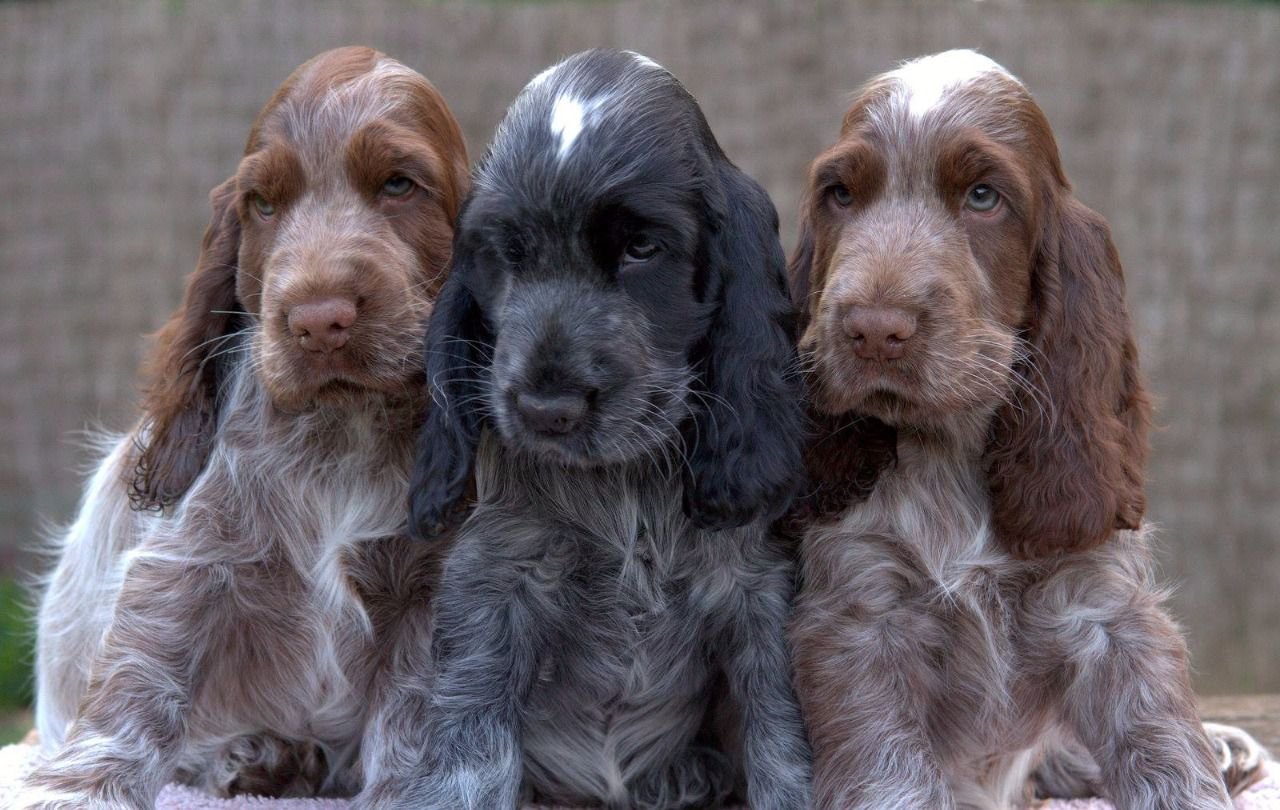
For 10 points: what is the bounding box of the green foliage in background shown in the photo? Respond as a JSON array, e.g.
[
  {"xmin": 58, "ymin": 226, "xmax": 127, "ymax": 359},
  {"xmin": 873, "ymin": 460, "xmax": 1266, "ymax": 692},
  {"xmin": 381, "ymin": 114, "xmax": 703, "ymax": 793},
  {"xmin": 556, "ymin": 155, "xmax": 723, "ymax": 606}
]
[
  {"xmin": 0, "ymin": 577, "xmax": 34, "ymax": 710},
  {"xmin": 0, "ymin": 578, "xmax": 34, "ymax": 744}
]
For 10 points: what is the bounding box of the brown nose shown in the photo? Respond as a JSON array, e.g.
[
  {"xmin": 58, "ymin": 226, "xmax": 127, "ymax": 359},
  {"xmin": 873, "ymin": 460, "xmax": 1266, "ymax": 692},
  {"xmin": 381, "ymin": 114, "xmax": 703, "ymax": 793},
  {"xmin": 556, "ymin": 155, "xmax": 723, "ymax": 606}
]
[
  {"xmin": 287, "ymin": 297, "xmax": 358, "ymax": 353},
  {"xmin": 841, "ymin": 306, "xmax": 917, "ymax": 361}
]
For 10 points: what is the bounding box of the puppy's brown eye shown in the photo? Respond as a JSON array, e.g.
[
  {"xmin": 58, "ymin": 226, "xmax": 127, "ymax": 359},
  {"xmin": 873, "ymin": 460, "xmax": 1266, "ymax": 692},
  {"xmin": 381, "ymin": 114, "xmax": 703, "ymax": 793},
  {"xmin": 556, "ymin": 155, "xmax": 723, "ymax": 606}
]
[
  {"xmin": 622, "ymin": 235, "xmax": 658, "ymax": 263},
  {"xmin": 829, "ymin": 184, "xmax": 854, "ymax": 207},
  {"xmin": 381, "ymin": 175, "xmax": 414, "ymax": 197},
  {"xmin": 251, "ymin": 194, "xmax": 275, "ymax": 218},
  {"xmin": 964, "ymin": 183, "xmax": 1000, "ymax": 213}
]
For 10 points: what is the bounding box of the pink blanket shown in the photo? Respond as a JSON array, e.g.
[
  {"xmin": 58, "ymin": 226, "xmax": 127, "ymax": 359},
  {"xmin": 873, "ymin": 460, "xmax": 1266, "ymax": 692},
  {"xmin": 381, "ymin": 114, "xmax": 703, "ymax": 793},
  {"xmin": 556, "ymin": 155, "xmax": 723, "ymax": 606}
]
[{"xmin": 2, "ymin": 742, "xmax": 1277, "ymax": 808}]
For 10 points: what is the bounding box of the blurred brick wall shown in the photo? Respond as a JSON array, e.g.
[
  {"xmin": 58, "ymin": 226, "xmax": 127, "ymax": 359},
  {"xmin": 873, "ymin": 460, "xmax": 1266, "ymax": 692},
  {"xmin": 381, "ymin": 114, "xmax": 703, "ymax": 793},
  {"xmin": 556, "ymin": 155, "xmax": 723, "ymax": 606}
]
[{"xmin": 0, "ymin": 0, "xmax": 1276, "ymax": 692}]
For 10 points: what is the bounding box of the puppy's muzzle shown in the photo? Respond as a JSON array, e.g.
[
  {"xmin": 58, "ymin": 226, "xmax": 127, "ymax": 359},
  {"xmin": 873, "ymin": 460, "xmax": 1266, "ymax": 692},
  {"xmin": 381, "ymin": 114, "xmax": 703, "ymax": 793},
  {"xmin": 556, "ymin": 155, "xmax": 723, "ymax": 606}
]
[{"xmin": 515, "ymin": 390, "xmax": 591, "ymax": 436}]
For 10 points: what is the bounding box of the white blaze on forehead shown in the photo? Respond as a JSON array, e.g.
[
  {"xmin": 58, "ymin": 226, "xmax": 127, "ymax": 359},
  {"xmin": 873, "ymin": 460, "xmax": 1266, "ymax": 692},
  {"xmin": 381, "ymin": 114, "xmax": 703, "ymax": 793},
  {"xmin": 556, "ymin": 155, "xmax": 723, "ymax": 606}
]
[
  {"xmin": 549, "ymin": 92, "xmax": 608, "ymax": 159},
  {"xmin": 889, "ymin": 49, "xmax": 1012, "ymax": 118}
]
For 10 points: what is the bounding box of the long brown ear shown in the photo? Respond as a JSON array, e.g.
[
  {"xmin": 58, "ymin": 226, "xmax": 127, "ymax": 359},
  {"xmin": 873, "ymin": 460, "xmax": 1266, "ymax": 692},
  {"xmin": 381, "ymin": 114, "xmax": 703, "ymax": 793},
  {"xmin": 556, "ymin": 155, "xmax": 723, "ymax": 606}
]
[
  {"xmin": 787, "ymin": 207, "xmax": 818, "ymax": 335},
  {"xmin": 986, "ymin": 195, "xmax": 1151, "ymax": 558},
  {"xmin": 129, "ymin": 177, "xmax": 244, "ymax": 511}
]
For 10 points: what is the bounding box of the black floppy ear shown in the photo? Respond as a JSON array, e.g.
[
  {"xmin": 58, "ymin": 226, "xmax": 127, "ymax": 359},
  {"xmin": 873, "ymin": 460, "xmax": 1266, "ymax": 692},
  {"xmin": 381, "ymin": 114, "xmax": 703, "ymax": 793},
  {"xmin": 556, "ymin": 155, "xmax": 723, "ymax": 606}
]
[
  {"xmin": 682, "ymin": 164, "xmax": 805, "ymax": 530},
  {"xmin": 409, "ymin": 245, "xmax": 491, "ymax": 539},
  {"xmin": 131, "ymin": 176, "xmax": 244, "ymax": 511}
]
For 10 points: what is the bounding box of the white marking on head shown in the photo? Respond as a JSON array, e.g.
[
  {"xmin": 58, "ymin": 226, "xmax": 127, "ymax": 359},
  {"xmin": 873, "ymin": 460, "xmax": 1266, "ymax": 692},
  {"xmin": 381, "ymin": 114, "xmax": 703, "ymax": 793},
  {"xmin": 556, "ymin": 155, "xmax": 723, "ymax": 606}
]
[
  {"xmin": 889, "ymin": 49, "xmax": 1012, "ymax": 118},
  {"xmin": 549, "ymin": 93, "xmax": 609, "ymax": 160}
]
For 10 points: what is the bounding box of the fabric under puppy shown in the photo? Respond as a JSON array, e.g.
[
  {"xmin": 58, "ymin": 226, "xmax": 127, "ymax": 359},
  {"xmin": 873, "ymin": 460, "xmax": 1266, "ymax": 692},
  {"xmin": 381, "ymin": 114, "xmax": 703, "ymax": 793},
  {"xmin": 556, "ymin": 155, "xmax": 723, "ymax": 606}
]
[
  {"xmin": 787, "ymin": 49, "xmax": 1255, "ymax": 810},
  {"xmin": 21, "ymin": 46, "xmax": 468, "ymax": 810},
  {"xmin": 356, "ymin": 49, "xmax": 811, "ymax": 810}
]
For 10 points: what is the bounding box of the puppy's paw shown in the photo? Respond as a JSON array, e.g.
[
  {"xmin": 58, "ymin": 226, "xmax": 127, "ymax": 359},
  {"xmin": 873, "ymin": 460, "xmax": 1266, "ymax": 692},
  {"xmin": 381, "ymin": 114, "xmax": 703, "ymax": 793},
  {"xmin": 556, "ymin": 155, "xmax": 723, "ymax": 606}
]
[
  {"xmin": 12, "ymin": 782, "xmax": 110, "ymax": 810},
  {"xmin": 1205, "ymin": 721, "xmax": 1270, "ymax": 796},
  {"xmin": 628, "ymin": 745, "xmax": 735, "ymax": 809},
  {"xmin": 204, "ymin": 732, "xmax": 332, "ymax": 798},
  {"xmin": 350, "ymin": 776, "xmax": 424, "ymax": 810},
  {"xmin": 17, "ymin": 758, "xmax": 149, "ymax": 810}
]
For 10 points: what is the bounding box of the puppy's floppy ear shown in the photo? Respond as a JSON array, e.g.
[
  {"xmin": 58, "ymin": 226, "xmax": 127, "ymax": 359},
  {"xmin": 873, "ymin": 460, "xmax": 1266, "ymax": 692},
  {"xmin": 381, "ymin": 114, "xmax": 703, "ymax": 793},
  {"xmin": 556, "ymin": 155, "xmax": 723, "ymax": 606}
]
[
  {"xmin": 787, "ymin": 205, "xmax": 818, "ymax": 336},
  {"xmin": 409, "ymin": 240, "xmax": 491, "ymax": 539},
  {"xmin": 682, "ymin": 164, "xmax": 805, "ymax": 530},
  {"xmin": 986, "ymin": 195, "xmax": 1150, "ymax": 558},
  {"xmin": 130, "ymin": 177, "xmax": 245, "ymax": 511}
]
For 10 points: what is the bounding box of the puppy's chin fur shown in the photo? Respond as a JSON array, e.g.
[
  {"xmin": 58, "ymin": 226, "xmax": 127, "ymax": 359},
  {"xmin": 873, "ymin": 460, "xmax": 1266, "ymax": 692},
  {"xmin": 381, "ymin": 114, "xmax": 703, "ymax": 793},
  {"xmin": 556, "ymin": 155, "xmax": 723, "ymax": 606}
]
[
  {"xmin": 803, "ymin": 341, "xmax": 1014, "ymax": 432},
  {"xmin": 267, "ymin": 374, "xmax": 425, "ymax": 416},
  {"xmin": 809, "ymin": 373, "xmax": 993, "ymax": 435}
]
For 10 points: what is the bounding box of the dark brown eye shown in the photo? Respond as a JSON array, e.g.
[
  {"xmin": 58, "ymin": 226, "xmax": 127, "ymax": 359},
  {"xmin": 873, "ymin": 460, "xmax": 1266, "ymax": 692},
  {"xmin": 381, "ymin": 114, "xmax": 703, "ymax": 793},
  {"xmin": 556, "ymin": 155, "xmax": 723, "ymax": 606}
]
[
  {"xmin": 382, "ymin": 175, "xmax": 414, "ymax": 197},
  {"xmin": 829, "ymin": 184, "xmax": 853, "ymax": 207},
  {"xmin": 503, "ymin": 235, "xmax": 526, "ymax": 266},
  {"xmin": 964, "ymin": 183, "xmax": 1000, "ymax": 213},
  {"xmin": 622, "ymin": 235, "xmax": 658, "ymax": 264},
  {"xmin": 251, "ymin": 193, "xmax": 275, "ymax": 218}
]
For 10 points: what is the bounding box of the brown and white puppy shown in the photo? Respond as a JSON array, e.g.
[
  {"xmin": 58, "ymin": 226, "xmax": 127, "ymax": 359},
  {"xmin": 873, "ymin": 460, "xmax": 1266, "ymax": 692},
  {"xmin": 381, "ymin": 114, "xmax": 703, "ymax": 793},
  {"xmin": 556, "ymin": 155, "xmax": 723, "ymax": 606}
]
[
  {"xmin": 21, "ymin": 46, "xmax": 468, "ymax": 809},
  {"xmin": 788, "ymin": 50, "xmax": 1266, "ymax": 809}
]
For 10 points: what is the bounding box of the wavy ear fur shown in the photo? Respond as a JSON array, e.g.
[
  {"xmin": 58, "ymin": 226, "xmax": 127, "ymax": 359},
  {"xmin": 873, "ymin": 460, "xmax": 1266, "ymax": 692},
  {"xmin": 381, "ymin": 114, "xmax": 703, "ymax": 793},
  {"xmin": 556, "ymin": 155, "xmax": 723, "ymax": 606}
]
[
  {"xmin": 787, "ymin": 205, "xmax": 818, "ymax": 336},
  {"xmin": 130, "ymin": 177, "xmax": 244, "ymax": 511},
  {"xmin": 409, "ymin": 244, "xmax": 490, "ymax": 539},
  {"xmin": 681, "ymin": 164, "xmax": 805, "ymax": 530},
  {"xmin": 986, "ymin": 195, "xmax": 1151, "ymax": 558}
]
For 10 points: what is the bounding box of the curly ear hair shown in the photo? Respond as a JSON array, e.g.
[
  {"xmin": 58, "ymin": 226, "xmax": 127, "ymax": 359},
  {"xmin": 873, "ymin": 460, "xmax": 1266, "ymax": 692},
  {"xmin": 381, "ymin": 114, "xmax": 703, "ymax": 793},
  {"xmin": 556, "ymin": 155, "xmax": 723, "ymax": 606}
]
[
  {"xmin": 130, "ymin": 177, "xmax": 245, "ymax": 511},
  {"xmin": 985, "ymin": 195, "xmax": 1151, "ymax": 558},
  {"xmin": 680, "ymin": 164, "xmax": 805, "ymax": 530},
  {"xmin": 409, "ymin": 243, "xmax": 491, "ymax": 539}
]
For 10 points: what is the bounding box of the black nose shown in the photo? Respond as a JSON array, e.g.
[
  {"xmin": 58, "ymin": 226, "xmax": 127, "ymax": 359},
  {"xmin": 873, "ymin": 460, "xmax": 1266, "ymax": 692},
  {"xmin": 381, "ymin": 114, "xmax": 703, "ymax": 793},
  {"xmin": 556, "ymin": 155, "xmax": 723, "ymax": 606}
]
[{"xmin": 515, "ymin": 391, "xmax": 589, "ymax": 436}]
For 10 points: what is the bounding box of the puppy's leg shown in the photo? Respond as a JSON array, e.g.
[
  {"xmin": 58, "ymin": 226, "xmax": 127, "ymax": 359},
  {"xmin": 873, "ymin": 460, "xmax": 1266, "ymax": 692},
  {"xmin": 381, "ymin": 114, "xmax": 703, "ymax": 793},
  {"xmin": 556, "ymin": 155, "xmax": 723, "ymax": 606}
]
[
  {"xmin": 18, "ymin": 552, "xmax": 226, "ymax": 810},
  {"xmin": 353, "ymin": 547, "xmax": 440, "ymax": 808},
  {"xmin": 202, "ymin": 733, "xmax": 330, "ymax": 798},
  {"xmin": 1042, "ymin": 555, "xmax": 1230, "ymax": 809},
  {"xmin": 1034, "ymin": 722, "xmax": 1269, "ymax": 799},
  {"xmin": 626, "ymin": 745, "xmax": 734, "ymax": 810},
  {"xmin": 361, "ymin": 511, "xmax": 563, "ymax": 810},
  {"xmin": 1204, "ymin": 721, "xmax": 1270, "ymax": 795},
  {"xmin": 791, "ymin": 572, "xmax": 954, "ymax": 810},
  {"xmin": 715, "ymin": 553, "xmax": 812, "ymax": 810}
]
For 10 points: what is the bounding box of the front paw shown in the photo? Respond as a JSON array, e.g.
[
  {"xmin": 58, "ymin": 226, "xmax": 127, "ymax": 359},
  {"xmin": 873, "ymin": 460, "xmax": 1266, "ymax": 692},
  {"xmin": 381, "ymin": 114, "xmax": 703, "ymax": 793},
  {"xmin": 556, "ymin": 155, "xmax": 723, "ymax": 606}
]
[
  {"xmin": 356, "ymin": 768, "xmax": 519, "ymax": 810},
  {"xmin": 17, "ymin": 763, "xmax": 148, "ymax": 810},
  {"xmin": 351, "ymin": 776, "xmax": 424, "ymax": 810},
  {"xmin": 1205, "ymin": 721, "xmax": 1271, "ymax": 796},
  {"xmin": 629, "ymin": 746, "xmax": 734, "ymax": 810},
  {"xmin": 13, "ymin": 782, "xmax": 109, "ymax": 810}
]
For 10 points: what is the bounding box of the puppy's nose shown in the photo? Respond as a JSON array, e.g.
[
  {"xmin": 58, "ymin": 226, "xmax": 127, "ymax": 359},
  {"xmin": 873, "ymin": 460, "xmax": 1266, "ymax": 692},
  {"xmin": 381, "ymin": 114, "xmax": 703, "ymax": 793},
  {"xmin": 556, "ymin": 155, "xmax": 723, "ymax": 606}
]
[
  {"xmin": 841, "ymin": 306, "xmax": 917, "ymax": 361},
  {"xmin": 287, "ymin": 297, "xmax": 357, "ymax": 353},
  {"xmin": 516, "ymin": 391, "xmax": 589, "ymax": 436}
]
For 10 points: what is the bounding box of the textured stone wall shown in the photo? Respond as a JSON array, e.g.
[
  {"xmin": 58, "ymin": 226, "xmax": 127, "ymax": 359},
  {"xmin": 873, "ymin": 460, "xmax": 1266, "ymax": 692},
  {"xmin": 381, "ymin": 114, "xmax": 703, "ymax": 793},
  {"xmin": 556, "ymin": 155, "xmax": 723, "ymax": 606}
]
[{"xmin": 1, "ymin": 0, "xmax": 1275, "ymax": 692}]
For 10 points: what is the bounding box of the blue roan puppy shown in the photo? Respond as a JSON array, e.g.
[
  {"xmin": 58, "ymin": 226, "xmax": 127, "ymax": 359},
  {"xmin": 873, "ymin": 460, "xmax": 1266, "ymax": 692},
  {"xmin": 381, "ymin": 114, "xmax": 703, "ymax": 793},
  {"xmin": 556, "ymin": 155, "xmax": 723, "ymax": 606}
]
[{"xmin": 355, "ymin": 49, "xmax": 812, "ymax": 809}]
